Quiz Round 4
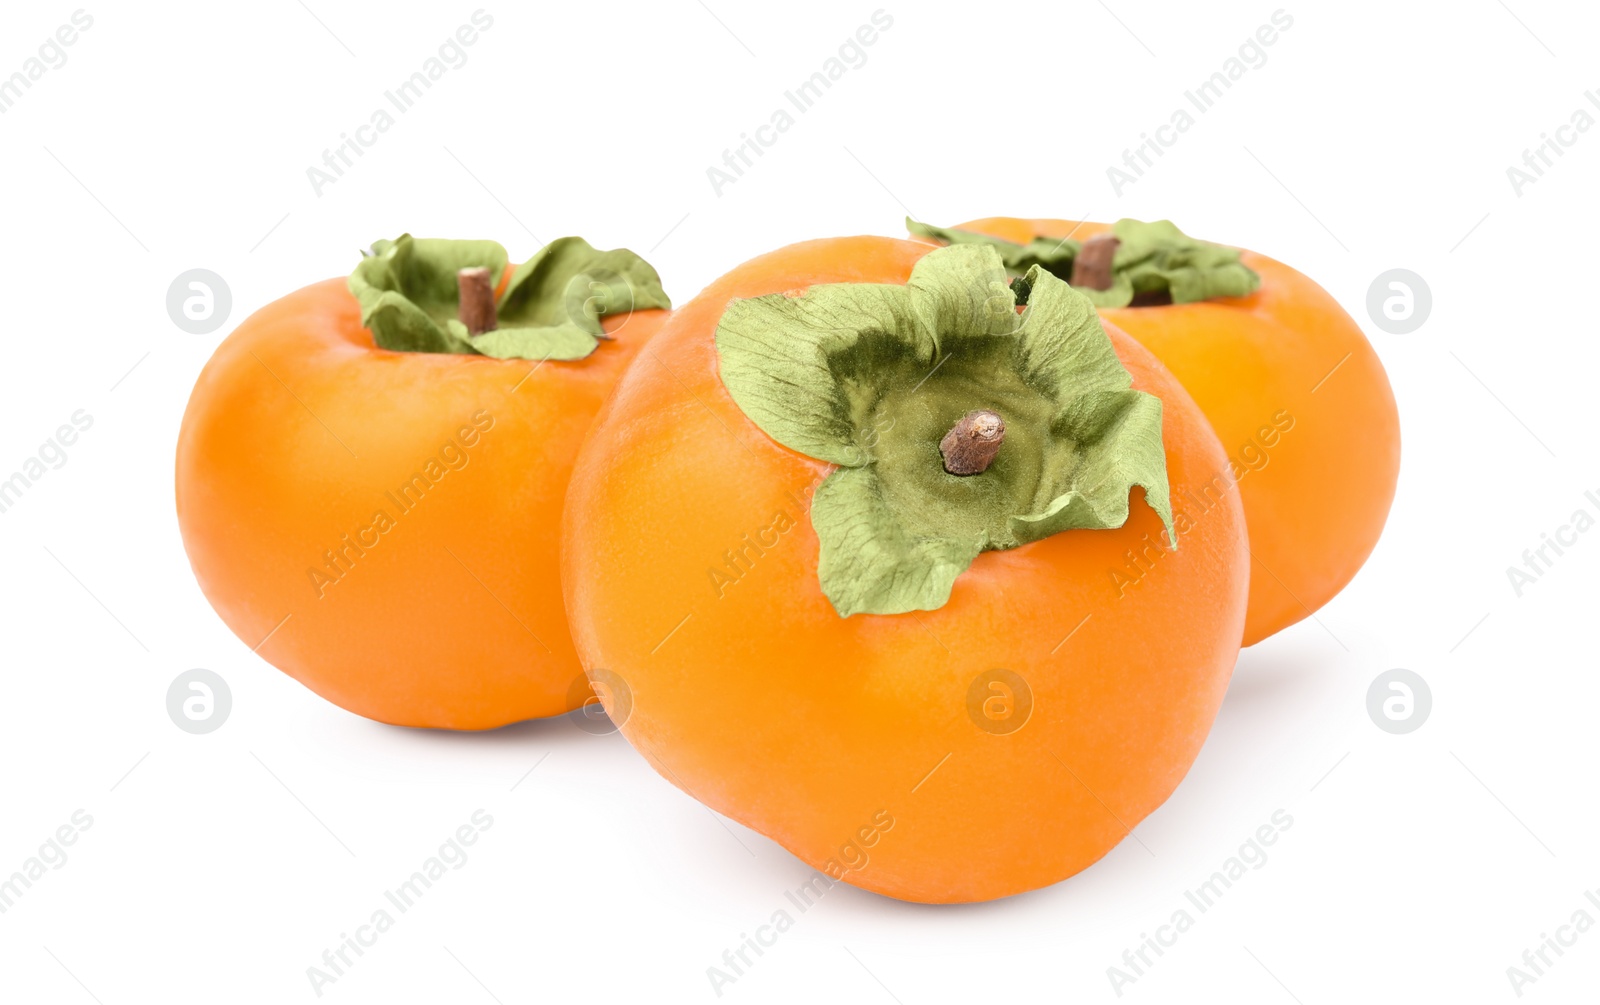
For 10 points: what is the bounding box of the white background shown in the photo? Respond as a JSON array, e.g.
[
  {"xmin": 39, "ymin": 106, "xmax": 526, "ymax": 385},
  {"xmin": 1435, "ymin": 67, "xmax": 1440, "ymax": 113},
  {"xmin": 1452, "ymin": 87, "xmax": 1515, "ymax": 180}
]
[{"xmin": 1, "ymin": 1, "xmax": 1596, "ymax": 1002}]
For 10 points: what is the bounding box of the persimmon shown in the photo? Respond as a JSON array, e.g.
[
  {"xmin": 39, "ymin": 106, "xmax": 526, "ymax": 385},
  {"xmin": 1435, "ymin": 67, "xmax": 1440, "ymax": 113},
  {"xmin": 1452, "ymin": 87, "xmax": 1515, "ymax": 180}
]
[
  {"xmin": 562, "ymin": 237, "xmax": 1249, "ymax": 903},
  {"xmin": 176, "ymin": 235, "xmax": 669, "ymax": 729},
  {"xmin": 910, "ymin": 217, "xmax": 1400, "ymax": 646}
]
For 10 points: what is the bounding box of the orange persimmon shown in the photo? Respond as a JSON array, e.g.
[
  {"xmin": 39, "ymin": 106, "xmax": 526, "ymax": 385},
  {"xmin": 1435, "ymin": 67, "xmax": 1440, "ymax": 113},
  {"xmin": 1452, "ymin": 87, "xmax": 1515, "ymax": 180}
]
[
  {"xmin": 562, "ymin": 236, "xmax": 1249, "ymax": 902},
  {"xmin": 176, "ymin": 235, "xmax": 669, "ymax": 729},
  {"xmin": 913, "ymin": 217, "xmax": 1400, "ymax": 646}
]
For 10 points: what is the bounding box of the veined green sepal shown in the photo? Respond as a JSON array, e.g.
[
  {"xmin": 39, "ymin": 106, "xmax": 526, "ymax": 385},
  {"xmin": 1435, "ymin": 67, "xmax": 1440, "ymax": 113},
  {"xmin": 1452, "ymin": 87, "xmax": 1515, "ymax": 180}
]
[
  {"xmin": 715, "ymin": 243, "xmax": 1175, "ymax": 618},
  {"xmin": 907, "ymin": 218, "xmax": 1080, "ymax": 276},
  {"xmin": 907, "ymin": 216, "xmax": 1261, "ymax": 308},
  {"xmin": 347, "ymin": 234, "xmax": 670, "ymax": 360}
]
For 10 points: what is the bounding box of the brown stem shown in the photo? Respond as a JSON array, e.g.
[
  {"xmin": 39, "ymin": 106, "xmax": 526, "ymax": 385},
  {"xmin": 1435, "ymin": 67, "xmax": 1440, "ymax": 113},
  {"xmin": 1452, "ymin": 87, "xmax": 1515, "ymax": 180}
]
[
  {"xmin": 940, "ymin": 409, "xmax": 1005, "ymax": 476},
  {"xmin": 1070, "ymin": 233, "xmax": 1120, "ymax": 291},
  {"xmin": 457, "ymin": 267, "xmax": 497, "ymax": 335}
]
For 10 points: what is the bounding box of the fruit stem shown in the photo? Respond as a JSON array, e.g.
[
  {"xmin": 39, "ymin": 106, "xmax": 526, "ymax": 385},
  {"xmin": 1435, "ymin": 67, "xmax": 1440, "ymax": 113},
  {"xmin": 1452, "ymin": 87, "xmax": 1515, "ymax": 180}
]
[
  {"xmin": 1070, "ymin": 233, "xmax": 1120, "ymax": 291},
  {"xmin": 940, "ymin": 409, "xmax": 1005, "ymax": 476},
  {"xmin": 458, "ymin": 267, "xmax": 497, "ymax": 335}
]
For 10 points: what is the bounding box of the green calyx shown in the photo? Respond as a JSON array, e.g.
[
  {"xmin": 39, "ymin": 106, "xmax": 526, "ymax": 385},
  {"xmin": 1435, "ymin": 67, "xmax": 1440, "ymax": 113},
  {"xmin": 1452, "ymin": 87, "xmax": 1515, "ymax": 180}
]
[
  {"xmin": 347, "ymin": 234, "xmax": 670, "ymax": 360},
  {"xmin": 715, "ymin": 244, "xmax": 1175, "ymax": 618},
  {"xmin": 905, "ymin": 219, "xmax": 1081, "ymax": 277},
  {"xmin": 907, "ymin": 217, "xmax": 1261, "ymax": 308}
]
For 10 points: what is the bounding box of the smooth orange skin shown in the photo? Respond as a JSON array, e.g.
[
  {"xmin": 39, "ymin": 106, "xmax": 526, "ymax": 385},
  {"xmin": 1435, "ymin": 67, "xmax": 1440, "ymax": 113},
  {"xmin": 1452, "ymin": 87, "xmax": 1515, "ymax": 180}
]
[
  {"xmin": 176, "ymin": 276, "xmax": 667, "ymax": 730},
  {"xmin": 937, "ymin": 218, "xmax": 1401, "ymax": 646},
  {"xmin": 563, "ymin": 237, "xmax": 1249, "ymax": 903}
]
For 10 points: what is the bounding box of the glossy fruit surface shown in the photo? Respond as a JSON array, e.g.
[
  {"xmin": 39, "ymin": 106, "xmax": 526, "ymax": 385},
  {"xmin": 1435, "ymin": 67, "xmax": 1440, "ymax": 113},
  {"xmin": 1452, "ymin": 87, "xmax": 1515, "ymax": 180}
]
[
  {"xmin": 938, "ymin": 218, "xmax": 1401, "ymax": 645},
  {"xmin": 177, "ymin": 276, "xmax": 667, "ymax": 729},
  {"xmin": 563, "ymin": 236, "xmax": 1248, "ymax": 902}
]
